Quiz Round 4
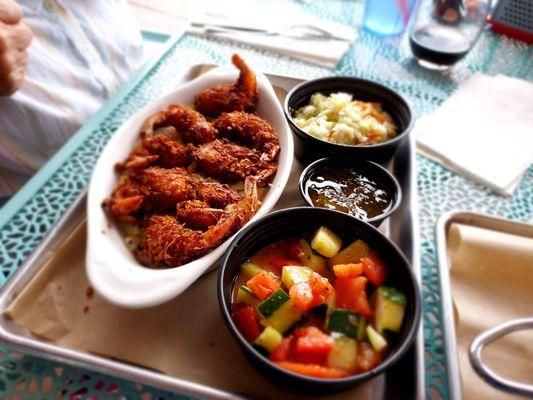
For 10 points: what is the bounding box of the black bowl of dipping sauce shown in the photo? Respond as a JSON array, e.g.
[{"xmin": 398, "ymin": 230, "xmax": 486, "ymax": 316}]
[
  {"xmin": 218, "ymin": 207, "xmax": 421, "ymax": 395},
  {"xmin": 284, "ymin": 76, "xmax": 413, "ymax": 164},
  {"xmin": 299, "ymin": 157, "xmax": 401, "ymax": 227}
]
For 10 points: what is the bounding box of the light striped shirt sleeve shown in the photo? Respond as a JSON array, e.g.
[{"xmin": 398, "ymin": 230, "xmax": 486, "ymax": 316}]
[{"xmin": 0, "ymin": 0, "xmax": 143, "ymax": 197}]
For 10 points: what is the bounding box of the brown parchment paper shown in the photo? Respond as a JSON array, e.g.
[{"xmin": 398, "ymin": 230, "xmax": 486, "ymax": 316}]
[
  {"xmin": 4, "ymin": 160, "xmax": 373, "ymax": 399},
  {"xmin": 448, "ymin": 223, "xmax": 533, "ymax": 400}
]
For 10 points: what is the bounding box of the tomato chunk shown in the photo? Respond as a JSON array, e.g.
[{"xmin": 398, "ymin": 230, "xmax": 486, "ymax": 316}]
[
  {"xmin": 247, "ymin": 272, "xmax": 280, "ymax": 300},
  {"xmin": 309, "ymin": 272, "xmax": 334, "ymax": 306},
  {"xmin": 292, "ymin": 327, "xmax": 334, "ymax": 365},
  {"xmin": 333, "ymin": 263, "xmax": 363, "ymax": 278},
  {"xmin": 269, "ymin": 337, "xmax": 293, "ymax": 362},
  {"xmin": 335, "ymin": 276, "xmax": 373, "ymax": 318},
  {"xmin": 357, "ymin": 341, "xmax": 382, "ymax": 372},
  {"xmin": 275, "ymin": 361, "xmax": 349, "ymax": 378},
  {"xmin": 289, "ymin": 281, "xmax": 314, "ymax": 312},
  {"xmin": 289, "ymin": 272, "xmax": 334, "ymax": 312},
  {"xmin": 361, "ymin": 253, "xmax": 387, "ymax": 286},
  {"xmin": 232, "ymin": 306, "xmax": 261, "ymax": 341}
]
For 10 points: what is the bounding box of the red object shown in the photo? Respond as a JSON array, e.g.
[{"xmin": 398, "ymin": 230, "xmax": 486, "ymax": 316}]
[
  {"xmin": 489, "ymin": 18, "xmax": 533, "ymax": 45},
  {"xmin": 269, "ymin": 327, "xmax": 334, "ymax": 366},
  {"xmin": 333, "ymin": 263, "xmax": 363, "ymax": 278},
  {"xmin": 274, "ymin": 361, "xmax": 349, "ymax": 379},
  {"xmin": 308, "ymin": 272, "xmax": 334, "ymax": 306},
  {"xmin": 292, "ymin": 327, "xmax": 334, "ymax": 365},
  {"xmin": 357, "ymin": 342, "xmax": 382, "ymax": 372},
  {"xmin": 269, "ymin": 337, "xmax": 293, "ymax": 362},
  {"xmin": 335, "ymin": 276, "xmax": 373, "ymax": 318},
  {"xmin": 361, "ymin": 254, "xmax": 387, "ymax": 286},
  {"xmin": 247, "ymin": 272, "xmax": 280, "ymax": 300},
  {"xmin": 232, "ymin": 306, "xmax": 261, "ymax": 341},
  {"xmin": 287, "ymin": 241, "xmax": 303, "ymax": 260},
  {"xmin": 290, "ymin": 281, "xmax": 314, "ymax": 311},
  {"xmin": 290, "ymin": 272, "xmax": 334, "ymax": 312}
]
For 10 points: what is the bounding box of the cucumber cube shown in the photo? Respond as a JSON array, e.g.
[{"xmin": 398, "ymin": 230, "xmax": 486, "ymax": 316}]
[
  {"xmin": 356, "ymin": 315, "xmax": 367, "ymax": 341},
  {"xmin": 374, "ymin": 286, "xmax": 406, "ymax": 334},
  {"xmin": 326, "ymin": 308, "xmax": 358, "ymax": 338},
  {"xmin": 297, "ymin": 239, "xmax": 327, "ymax": 274},
  {"xmin": 311, "ymin": 227, "xmax": 342, "ymax": 258},
  {"xmin": 328, "ymin": 239, "xmax": 370, "ymax": 267},
  {"xmin": 367, "ymin": 325, "xmax": 388, "ymax": 352},
  {"xmin": 237, "ymin": 285, "xmax": 259, "ymax": 306},
  {"xmin": 258, "ymin": 289, "xmax": 289, "ymax": 317},
  {"xmin": 327, "ymin": 336, "xmax": 358, "ymax": 372},
  {"xmin": 254, "ymin": 326, "xmax": 283, "ymax": 352},
  {"xmin": 241, "ymin": 262, "xmax": 264, "ymax": 279},
  {"xmin": 260, "ymin": 299, "xmax": 303, "ymax": 334},
  {"xmin": 281, "ymin": 266, "xmax": 312, "ymax": 289}
]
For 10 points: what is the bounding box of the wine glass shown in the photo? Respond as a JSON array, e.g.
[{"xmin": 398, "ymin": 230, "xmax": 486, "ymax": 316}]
[{"xmin": 409, "ymin": 0, "xmax": 492, "ymax": 69}]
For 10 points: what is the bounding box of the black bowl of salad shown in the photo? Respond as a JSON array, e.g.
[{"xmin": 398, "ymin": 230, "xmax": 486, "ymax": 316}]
[
  {"xmin": 218, "ymin": 207, "xmax": 421, "ymax": 395},
  {"xmin": 284, "ymin": 76, "xmax": 413, "ymax": 164},
  {"xmin": 299, "ymin": 157, "xmax": 402, "ymax": 228}
]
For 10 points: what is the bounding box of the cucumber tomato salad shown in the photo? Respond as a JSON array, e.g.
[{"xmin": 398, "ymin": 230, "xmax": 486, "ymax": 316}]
[{"xmin": 231, "ymin": 226, "xmax": 407, "ymax": 379}]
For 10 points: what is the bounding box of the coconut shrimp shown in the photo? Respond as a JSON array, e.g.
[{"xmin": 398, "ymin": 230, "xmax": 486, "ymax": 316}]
[
  {"xmin": 103, "ymin": 167, "xmax": 195, "ymax": 223},
  {"xmin": 194, "ymin": 54, "xmax": 258, "ymax": 117},
  {"xmin": 194, "ymin": 140, "xmax": 277, "ymax": 186},
  {"xmin": 116, "ymin": 134, "xmax": 194, "ymax": 171},
  {"xmin": 195, "ymin": 181, "xmax": 243, "ymax": 208},
  {"xmin": 176, "ymin": 200, "xmax": 224, "ymax": 231},
  {"xmin": 137, "ymin": 178, "xmax": 260, "ymax": 268},
  {"xmin": 176, "ymin": 181, "xmax": 243, "ymax": 230},
  {"xmin": 141, "ymin": 104, "xmax": 217, "ymax": 144},
  {"xmin": 213, "ymin": 111, "xmax": 280, "ymax": 162}
]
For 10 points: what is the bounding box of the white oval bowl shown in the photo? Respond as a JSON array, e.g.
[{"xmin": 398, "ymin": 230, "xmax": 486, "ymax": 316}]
[{"xmin": 86, "ymin": 65, "xmax": 294, "ymax": 308}]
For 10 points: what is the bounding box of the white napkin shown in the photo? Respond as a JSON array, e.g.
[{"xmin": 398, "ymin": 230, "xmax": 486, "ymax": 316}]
[
  {"xmin": 189, "ymin": 0, "xmax": 356, "ymax": 68},
  {"xmin": 416, "ymin": 74, "xmax": 533, "ymax": 196}
]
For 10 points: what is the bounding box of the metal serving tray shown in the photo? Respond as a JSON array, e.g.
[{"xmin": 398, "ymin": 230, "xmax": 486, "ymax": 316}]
[
  {"xmin": 435, "ymin": 211, "xmax": 533, "ymax": 399},
  {"xmin": 0, "ymin": 66, "xmax": 424, "ymax": 399}
]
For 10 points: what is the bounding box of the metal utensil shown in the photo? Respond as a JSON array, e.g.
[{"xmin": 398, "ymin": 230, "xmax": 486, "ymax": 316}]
[
  {"xmin": 190, "ymin": 22, "xmax": 353, "ymax": 42},
  {"xmin": 470, "ymin": 318, "xmax": 533, "ymax": 398},
  {"xmin": 436, "ymin": 211, "xmax": 533, "ymax": 399}
]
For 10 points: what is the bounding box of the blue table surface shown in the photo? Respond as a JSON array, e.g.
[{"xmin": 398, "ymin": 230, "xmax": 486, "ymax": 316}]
[{"xmin": 0, "ymin": 1, "xmax": 531, "ymax": 399}]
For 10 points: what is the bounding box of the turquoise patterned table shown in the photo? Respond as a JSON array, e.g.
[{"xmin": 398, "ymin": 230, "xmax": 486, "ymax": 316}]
[{"xmin": 0, "ymin": 1, "xmax": 531, "ymax": 398}]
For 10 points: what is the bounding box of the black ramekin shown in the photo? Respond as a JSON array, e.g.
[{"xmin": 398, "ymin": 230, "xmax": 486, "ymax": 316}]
[
  {"xmin": 284, "ymin": 76, "xmax": 413, "ymax": 164},
  {"xmin": 217, "ymin": 207, "xmax": 421, "ymax": 395},
  {"xmin": 299, "ymin": 157, "xmax": 402, "ymax": 228}
]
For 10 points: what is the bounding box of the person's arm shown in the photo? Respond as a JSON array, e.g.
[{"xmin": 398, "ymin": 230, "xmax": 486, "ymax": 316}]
[{"xmin": 0, "ymin": 0, "xmax": 32, "ymax": 96}]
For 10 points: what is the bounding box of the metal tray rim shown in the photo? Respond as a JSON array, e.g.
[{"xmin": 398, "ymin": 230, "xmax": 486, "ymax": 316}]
[
  {"xmin": 0, "ymin": 194, "xmax": 242, "ymax": 400},
  {"xmin": 435, "ymin": 210, "xmax": 533, "ymax": 400}
]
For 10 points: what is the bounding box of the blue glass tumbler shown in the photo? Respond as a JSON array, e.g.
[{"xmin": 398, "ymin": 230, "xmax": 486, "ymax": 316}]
[{"xmin": 363, "ymin": 0, "xmax": 418, "ymax": 36}]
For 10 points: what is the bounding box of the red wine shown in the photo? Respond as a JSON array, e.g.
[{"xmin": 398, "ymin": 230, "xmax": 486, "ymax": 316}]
[{"xmin": 409, "ymin": 24, "xmax": 471, "ymax": 66}]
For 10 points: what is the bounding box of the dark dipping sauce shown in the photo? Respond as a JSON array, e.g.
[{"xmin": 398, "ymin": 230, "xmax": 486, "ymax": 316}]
[{"xmin": 305, "ymin": 165, "xmax": 391, "ymax": 221}]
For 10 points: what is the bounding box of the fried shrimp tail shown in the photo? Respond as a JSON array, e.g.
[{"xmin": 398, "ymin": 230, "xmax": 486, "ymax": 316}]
[
  {"xmin": 137, "ymin": 178, "xmax": 260, "ymax": 268},
  {"xmin": 141, "ymin": 104, "xmax": 217, "ymax": 144},
  {"xmin": 116, "ymin": 134, "xmax": 194, "ymax": 171},
  {"xmin": 194, "ymin": 54, "xmax": 258, "ymax": 117},
  {"xmin": 232, "ymin": 54, "xmax": 256, "ymax": 97}
]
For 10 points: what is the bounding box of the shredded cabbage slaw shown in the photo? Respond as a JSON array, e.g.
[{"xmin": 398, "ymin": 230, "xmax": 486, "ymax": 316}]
[{"xmin": 294, "ymin": 92, "xmax": 397, "ymax": 146}]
